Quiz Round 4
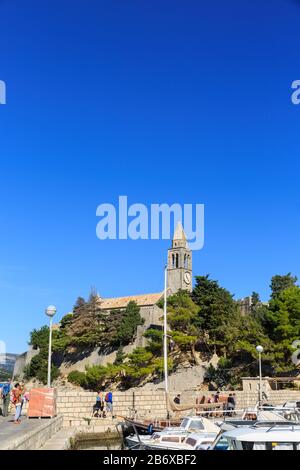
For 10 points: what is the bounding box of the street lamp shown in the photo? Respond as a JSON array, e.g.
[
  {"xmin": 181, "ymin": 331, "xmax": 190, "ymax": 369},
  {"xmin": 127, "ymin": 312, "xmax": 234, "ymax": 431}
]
[
  {"xmin": 45, "ymin": 305, "xmax": 57, "ymax": 388},
  {"xmin": 256, "ymin": 345, "xmax": 264, "ymax": 407},
  {"xmin": 163, "ymin": 265, "xmax": 168, "ymax": 394}
]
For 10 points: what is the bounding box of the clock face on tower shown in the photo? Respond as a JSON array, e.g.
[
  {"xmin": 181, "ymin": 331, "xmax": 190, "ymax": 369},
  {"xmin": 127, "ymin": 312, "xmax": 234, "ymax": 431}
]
[{"xmin": 184, "ymin": 272, "xmax": 191, "ymax": 284}]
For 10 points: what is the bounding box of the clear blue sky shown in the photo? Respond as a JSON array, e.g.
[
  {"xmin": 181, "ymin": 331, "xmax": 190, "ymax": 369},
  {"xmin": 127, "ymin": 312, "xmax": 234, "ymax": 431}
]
[{"xmin": 0, "ymin": 0, "xmax": 300, "ymax": 353}]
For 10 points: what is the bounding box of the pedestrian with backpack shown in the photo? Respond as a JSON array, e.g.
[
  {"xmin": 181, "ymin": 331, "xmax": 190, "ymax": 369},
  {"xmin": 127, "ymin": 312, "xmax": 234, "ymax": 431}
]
[
  {"xmin": 11, "ymin": 383, "xmax": 22, "ymax": 424},
  {"xmin": 1, "ymin": 379, "xmax": 12, "ymax": 417},
  {"xmin": 105, "ymin": 391, "xmax": 114, "ymax": 418},
  {"xmin": 93, "ymin": 391, "xmax": 105, "ymax": 418}
]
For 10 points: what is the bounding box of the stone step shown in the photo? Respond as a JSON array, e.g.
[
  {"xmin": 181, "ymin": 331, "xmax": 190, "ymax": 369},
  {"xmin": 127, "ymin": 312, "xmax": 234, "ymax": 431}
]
[{"xmin": 40, "ymin": 428, "xmax": 76, "ymax": 450}]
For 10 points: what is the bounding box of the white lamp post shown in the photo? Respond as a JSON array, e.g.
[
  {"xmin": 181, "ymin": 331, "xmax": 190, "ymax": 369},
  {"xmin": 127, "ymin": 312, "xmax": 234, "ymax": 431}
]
[
  {"xmin": 163, "ymin": 265, "xmax": 170, "ymax": 419},
  {"xmin": 256, "ymin": 345, "xmax": 264, "ymax": 407},
  {"xmin": 163, "ymin": 265, "xmax": 168, "ymax": 395},
  {"xmin": 45, "ymin": 305, "xmax": 57, "ymax": 388}
]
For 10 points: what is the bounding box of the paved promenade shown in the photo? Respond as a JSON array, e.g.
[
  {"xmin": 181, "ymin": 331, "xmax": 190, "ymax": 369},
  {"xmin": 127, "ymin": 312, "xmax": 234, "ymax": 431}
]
[
  {"xmin": 0, "ymin": 413, "xmax": 118, "ymax": 450},
  {"xmin": 0, "ymin": 414, "xmax": 44, "ymax": 450}
]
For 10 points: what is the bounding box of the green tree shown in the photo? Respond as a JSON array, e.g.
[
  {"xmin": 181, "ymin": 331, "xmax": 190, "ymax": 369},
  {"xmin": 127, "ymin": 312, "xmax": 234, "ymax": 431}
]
[
  {"xmin": 144, "ymin": 328, "xmax": 163, "ymax": 355},
  {"xmin": 25, "ymin": 349, "xmax": 60, "ymax": 384},
  {"xmin": 251, "ymin": 292, "xmax": 260, "ymax": 307},
  {"xmin": 73, "ymin": 296, "xmax": 86, "ymax": 313},
  {"xmin": 270, "ymin": 273, "xmax": 298, "ymax": 299},
  {"xmin": 29, "ymin": 325, "xmax": 50, "ymax": 350},
  {"xmin": 192, "ymin": 275, "xmax": 239, "ymax": 352},
  {"xmin": 229, "ymin": 313, "xmax": 272, "ymax": 371},
  {"xmin": 117, "ymin": 301, "xmax": 144, "ymax": 345},
  {"xmin": 123, "ymin": 347, "xmax": 155, "ymax": 384},
  {"xmin": 167, "ymin": 290, "xmax": 200, "ymax": 331},
  {"xmin": 205, "ymin": 357, "xmax": 232, "ymax": 389},
  {"xmin": 114, "ymin": 347, "xmax": 126, "ymax": 365},
  {"xmin": 165, "ymin": 291, "xmax": 201, "ymax": 363},
  {"xmin": 60, "ymin": 313, "xmax": 74, "ymax": 329},
  {"xmin": 264, "ymin": 286, "xmax": 300, "ymax": 369},
  {"xmin": 26, "ymin": 325, "xmax": 61, "ymax": 383}
]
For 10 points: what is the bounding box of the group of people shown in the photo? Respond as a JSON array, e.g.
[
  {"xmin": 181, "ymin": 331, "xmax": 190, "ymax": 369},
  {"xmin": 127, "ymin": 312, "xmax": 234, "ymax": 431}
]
[
  {"xmin": 0, "ymin": 380, "xmax": 29, "ymax": 424},
  {"xmin": 173, "ymin": 391, "xmax": 237, "ymax": 417},
  {"xmin": 92, "ymin": 391, "xmax": 114, "ymax": 418},
  {"xmin": 207, "ymin": 391, "xmax": 237, "ymax": 415},
  {"xmin": 1, "ymin": 382, "xmax": 114, "ymax": 422}
]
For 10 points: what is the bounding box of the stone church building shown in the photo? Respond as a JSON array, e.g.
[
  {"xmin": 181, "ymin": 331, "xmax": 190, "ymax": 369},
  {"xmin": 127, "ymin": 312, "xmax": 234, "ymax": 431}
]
[
  {"xmin": 14, "ymin": 223, "xmax": 193, "ymax": 376},
  {"xmin": 96, "ymin": 222, "xmax": 193, "ymax": 330}
]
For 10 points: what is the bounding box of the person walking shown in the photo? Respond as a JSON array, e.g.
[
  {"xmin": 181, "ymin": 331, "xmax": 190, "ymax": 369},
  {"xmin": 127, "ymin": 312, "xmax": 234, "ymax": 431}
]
[
  {"xmin": 207, "ymin": 394, "xmax": 214, "ymax": 404},
  {"xmin": 93, "ymin": 391, "xmax": 105, "ymax": 418},
  {"xmin": 232, "ymin": 393, "xmax": 236, "ymax": 411},
  {"xmin": 105, "ymin": 391, "xmax": 114, "ymax": 419},
  {"xmin": 11, "ymin": 383, "xmax": 22, "ymax": 424},
  {"xmin": 19, "ymin": 382, "xmax": 26, "ymax": 415},
  {"xmin": 226, "ymin": 393, "xmax": 235, "ymax": 416},
  {"xmin": 1, "ymin": 379, "xmax": 12, "ymax": 417}
]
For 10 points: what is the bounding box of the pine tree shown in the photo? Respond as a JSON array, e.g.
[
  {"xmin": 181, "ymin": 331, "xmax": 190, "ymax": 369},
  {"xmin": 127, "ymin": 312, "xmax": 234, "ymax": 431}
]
[
  {"xmin": 270, "ymin": 273, "xmax": 298, "ymax": 299},
  {"xmin": 117, "ymin": 301, "xmax": 144, "ymax": 345}
]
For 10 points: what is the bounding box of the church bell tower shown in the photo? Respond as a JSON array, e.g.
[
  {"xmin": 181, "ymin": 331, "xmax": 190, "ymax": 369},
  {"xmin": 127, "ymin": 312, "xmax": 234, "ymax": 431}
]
[{"xmin": 167, "ymin": 222, "xmax": 192, "ymax": 294}]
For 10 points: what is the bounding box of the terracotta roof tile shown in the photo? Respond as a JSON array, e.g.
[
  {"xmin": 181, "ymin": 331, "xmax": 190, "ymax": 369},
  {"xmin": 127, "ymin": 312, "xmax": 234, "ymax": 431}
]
[{"xmin": 98, "ymin": 292, "xmax": 163, "ymax": 310}]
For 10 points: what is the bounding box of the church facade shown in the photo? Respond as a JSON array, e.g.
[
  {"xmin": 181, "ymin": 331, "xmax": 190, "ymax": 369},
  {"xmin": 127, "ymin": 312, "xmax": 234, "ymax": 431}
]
[{"xmin": 97, "ymin": 222, "xmax": 193, "ymax": 329}]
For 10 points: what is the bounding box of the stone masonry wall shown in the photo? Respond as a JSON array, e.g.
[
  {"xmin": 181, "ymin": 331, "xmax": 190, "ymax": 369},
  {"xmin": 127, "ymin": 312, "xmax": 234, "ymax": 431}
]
[
  {"xmin": 57, "ymin": 389, "xmax": 167, "ymax": 424},
  {"xmin": 56, "ymin": 388, "xmax": 300, "ymax": 425}
]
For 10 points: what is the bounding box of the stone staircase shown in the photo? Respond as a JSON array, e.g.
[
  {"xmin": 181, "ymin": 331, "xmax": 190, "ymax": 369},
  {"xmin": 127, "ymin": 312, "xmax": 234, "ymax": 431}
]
[{"xmin": 41, "ymin": 417, "xmax": 119, "ymax": 450}]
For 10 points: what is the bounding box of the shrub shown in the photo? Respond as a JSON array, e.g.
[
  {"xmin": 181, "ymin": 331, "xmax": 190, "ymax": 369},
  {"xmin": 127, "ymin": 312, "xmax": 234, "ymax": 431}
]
[
  {"xmin": 85, "ymin": 364, "xmax": 107, "ymax": 389},
  {"xmin": 67, "ymin": 370, "xmax": 87, "ymax": 387}
]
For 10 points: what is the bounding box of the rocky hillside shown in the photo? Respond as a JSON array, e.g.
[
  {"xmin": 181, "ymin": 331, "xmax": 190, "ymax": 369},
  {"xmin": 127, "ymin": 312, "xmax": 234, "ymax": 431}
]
[{"xmin": 22, "ymin": 273, "xmax": 300, "ymax": 391}]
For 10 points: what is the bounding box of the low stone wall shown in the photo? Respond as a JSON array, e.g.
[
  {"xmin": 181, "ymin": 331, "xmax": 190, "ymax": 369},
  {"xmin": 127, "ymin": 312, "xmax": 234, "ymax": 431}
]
[
  {"xmin": 7, "ymin": 415, "xmax": 63, "ymax": 450},
  {"xmin": 57, "ymin": 390, "xmax": 167, "ymax": 425},
  {"xmin": 56, "ymin": 388, "xmax": 300, "ymax": 424}
]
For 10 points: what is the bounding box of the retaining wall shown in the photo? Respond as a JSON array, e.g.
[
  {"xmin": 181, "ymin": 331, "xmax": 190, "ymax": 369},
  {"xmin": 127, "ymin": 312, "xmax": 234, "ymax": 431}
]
[
  {"xmin": 57, "ymin": 390, "xmax": 167, "ymax": 425},
  {"xmin": 6, "ymin": 415, "xmax": 63, "ymax": 450},
  {"xmin": 56, "ymin": 389, "xmax": 300, "ymax": 425}
]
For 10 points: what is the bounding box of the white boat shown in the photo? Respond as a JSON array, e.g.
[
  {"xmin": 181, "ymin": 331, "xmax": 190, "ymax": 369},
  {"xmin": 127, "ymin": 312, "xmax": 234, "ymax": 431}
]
[
  {"xmin": 146, "ymin": 431, "xmax": 218, "ymax": 451},
  {"xmin": 125, "ymin": 416, "xmax": 220, "ymax": 450},
  {"xmin": 209, "ymin": 424, "xmax": 300, "ymax": 450},
  {"xmin": 221, "ymin": 407, "xmax": 296, "ymax": 426}
]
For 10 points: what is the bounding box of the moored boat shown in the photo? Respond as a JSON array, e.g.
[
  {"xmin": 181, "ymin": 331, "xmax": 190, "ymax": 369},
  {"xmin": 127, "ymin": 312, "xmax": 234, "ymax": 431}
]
[
  {"xmin": 209, "ymin": 424, "xmax": 300, "ymax": 450},
  {"xmin": 124, "ymin": 416, "xmax": 220, "ymax": 449}
]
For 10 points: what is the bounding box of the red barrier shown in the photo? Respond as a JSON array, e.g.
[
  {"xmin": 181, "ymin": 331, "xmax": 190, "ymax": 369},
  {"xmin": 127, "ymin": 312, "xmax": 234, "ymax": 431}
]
[{"xmin": 27, "ymin": 388, "xmax": 57, "ymax": 418}]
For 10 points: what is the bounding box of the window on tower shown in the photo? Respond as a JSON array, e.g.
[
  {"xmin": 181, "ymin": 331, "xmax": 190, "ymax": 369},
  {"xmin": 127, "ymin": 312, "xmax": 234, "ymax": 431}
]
[{"xmin": 172, "ymin": 254, "xmax": 175, "ymax": 268}]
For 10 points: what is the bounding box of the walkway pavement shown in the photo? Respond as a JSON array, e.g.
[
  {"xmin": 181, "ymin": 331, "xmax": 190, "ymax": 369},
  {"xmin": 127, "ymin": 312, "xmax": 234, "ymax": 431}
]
[{"xmin": 0, "ymin": 414, "xmax": 45, "ymax": 450}]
